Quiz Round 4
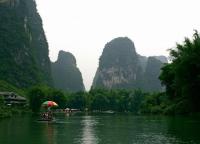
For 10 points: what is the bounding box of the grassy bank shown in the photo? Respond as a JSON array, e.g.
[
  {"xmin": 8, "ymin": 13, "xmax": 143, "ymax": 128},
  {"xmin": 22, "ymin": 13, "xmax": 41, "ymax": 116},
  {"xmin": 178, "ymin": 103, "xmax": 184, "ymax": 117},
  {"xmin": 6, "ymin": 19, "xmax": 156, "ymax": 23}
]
[{"xmin": 0, "ymin": 106, "xmax": 30, "ymax": 119}]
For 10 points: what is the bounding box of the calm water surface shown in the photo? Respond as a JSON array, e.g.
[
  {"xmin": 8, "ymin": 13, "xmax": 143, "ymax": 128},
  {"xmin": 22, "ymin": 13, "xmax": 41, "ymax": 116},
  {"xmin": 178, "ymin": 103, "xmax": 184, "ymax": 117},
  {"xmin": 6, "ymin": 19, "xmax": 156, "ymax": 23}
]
[{"xmin": 0, "ymin": 114, "xmax": 200, "ymax": 144}]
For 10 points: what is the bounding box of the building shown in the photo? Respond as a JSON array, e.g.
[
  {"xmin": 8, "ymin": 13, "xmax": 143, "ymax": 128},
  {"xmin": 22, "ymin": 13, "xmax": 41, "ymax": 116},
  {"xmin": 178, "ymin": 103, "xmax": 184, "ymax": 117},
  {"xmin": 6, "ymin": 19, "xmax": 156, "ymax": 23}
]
[{"xmin": 0, "ymin": 92, "xmax": 27, "ymax": 106}]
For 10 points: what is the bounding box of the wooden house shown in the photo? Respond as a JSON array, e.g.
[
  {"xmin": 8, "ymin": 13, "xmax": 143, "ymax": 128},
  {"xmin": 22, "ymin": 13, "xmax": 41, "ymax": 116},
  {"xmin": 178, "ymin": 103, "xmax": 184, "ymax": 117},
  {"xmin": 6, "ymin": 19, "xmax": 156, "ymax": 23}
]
[{"xmin": 0, "ymin": 92, "xmax": 27, "ymax": 106}]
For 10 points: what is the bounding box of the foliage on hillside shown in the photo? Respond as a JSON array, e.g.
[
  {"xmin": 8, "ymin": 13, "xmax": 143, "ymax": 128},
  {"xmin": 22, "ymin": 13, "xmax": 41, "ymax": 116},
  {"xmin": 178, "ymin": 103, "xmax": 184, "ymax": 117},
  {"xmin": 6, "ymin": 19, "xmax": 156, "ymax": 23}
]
[
  {"xmin": 0, "ymin": 0, "xmax": 52, "ymax": 88},
  {"xmin": 0, "ymin": 80, "xmax": 25, "ymax": 96},
  {"xmin": 160, "ymin": 30, "xmax": 200, "ymax": 114}
]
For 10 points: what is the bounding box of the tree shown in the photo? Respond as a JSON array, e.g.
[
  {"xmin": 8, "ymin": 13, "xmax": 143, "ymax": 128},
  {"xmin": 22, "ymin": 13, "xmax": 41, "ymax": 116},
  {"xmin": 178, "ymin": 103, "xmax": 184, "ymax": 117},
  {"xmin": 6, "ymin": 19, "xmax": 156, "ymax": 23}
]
[
  {"xmin": 160, "ymin": 30, "xmax": 200, "ymax": 113},
  {"xmin": 28, "ymin": 87, "xmax": 45, "ymax": 113},
  {"xmin": 67, "ymin": 92, "xmax": 86, "ymax": 110},
  {"xmin": 91, "ymin": 93, "xmax": 109, "ymax": 111},
  {"xmin": 129, "ymin": 90, "xmax": 145, "ymax": 114},
  {"xmin": 52, "ymin": 90, "xmax": 66, "ymax": 109},
  {"xmin": 159, "ymin": 64, "xmax": 176, "ymax": 99}
]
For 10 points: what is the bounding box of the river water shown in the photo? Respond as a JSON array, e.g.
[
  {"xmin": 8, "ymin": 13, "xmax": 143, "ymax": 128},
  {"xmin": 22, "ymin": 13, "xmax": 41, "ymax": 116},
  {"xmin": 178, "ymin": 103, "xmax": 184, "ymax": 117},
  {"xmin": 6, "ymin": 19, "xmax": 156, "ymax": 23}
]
[{"xmin": 0, "ymin": 114, "xmax": 199, "ymax": 144}]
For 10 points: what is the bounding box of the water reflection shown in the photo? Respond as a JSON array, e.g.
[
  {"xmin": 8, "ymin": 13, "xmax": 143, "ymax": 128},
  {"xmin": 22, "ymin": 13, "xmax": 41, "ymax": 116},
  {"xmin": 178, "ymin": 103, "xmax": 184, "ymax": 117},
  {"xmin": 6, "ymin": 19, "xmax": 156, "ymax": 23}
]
[
  {"xmin": 0, "ymin": 115, "xmax": 200, "ymax": 144},
  {"xmin": 79, "ymin": 116, "xmax": 99, "ymax": 144},
  {"xmin": 166, "ymin": 116, "xmax": 200, "ymax": 144},
  {"xmin": 44, "ymin": 123, "xmax": 56, "ymax": 144}
]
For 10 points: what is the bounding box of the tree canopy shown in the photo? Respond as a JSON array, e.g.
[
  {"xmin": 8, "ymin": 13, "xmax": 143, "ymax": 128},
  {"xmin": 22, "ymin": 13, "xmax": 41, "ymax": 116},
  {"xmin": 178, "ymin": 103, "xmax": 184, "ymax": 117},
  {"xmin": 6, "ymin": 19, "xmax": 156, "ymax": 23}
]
[{"xmin": 159, "ymin": 30, "xmax": 200, "ymax": 113}]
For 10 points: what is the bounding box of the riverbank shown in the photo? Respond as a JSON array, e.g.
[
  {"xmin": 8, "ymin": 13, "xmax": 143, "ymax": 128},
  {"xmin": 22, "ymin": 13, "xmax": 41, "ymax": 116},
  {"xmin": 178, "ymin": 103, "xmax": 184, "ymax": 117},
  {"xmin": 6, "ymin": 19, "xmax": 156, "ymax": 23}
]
[
  {"xmin": 0, "ymin": 106, "xmax": 30, "ymax": 119},
  {"xmin": 2, "ymin": 107, "xmax": 200, "ymax": 119}
]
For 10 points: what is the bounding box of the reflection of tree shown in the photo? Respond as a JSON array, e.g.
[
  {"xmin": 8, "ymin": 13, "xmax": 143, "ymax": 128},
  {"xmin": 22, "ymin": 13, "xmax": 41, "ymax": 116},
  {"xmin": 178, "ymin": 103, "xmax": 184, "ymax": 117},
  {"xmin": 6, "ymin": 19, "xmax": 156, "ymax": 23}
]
[
  {"xmin": 166, "ymin": 117, "xmax": 200, "ymax": 143},
  {"xmin": 44, "ymin": 123, "xmax": 55, "ymax": 144}
]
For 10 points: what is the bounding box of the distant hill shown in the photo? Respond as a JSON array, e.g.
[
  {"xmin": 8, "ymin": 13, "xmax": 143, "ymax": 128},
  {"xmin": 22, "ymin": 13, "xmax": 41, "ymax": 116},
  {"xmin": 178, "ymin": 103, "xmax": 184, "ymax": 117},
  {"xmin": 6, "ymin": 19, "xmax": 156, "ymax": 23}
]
[
  {"xmin": 143, "ymin": 57, "xmax": 164, "ymax": 92},
  {"xmin": 0, "ymin": 0, "xmax": 53, "ymax": 88},
  {"xmin": 51, "ymin": 51, "xmax": 85, "ymax": 92},
  {"xmin": 137, "ymin": 54, "xmax": 148, "ymax": 72},
  {"xmin": 92, "ymin": 37, "xmax": 167, "ymax": 92},
  {"xmin": 153, "ymin": 56, "xmax": 168, "ymax": 63}
]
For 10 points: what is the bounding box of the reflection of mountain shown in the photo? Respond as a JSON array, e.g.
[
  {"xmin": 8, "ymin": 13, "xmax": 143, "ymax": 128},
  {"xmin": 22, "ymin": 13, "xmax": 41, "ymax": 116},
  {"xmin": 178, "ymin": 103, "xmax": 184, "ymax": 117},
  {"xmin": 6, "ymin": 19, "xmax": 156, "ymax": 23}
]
[{"xmin": 92, "ymin": 37, "xmax": 167, "ymax": 92}]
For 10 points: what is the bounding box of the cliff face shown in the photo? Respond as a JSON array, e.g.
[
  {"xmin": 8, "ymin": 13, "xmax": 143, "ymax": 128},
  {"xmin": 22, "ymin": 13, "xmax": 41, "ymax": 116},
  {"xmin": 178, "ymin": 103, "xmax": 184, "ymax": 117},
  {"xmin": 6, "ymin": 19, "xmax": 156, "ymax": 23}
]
[
  {"xmin": 0, "ymin": 0, "xmax": 53, "ymax": 87},
  {"xmin": 92, "ymin": 37, "xmax": 167, "ymax": 92},
  {"xmin": 51, "ymin": 51, "xmax": 85, "ymax": 92},
  {"xmin": 153, "ymin": 56, "xmax": 168, "ymax": 63},
  {"xmin": 92, "ymin": 37, "xmax": 141, "ymax": 89},
  {"xmin": 143, "ymin": 57, "xmax": 164, "ymax": 92}
]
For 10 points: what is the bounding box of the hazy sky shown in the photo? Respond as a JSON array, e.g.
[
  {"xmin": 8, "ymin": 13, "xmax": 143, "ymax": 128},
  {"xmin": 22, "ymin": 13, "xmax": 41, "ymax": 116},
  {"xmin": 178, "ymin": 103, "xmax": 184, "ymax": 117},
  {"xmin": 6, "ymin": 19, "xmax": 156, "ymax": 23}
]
[{"xmin": 35, "ymin": 0, "xmax": 200, "ymax": 90}]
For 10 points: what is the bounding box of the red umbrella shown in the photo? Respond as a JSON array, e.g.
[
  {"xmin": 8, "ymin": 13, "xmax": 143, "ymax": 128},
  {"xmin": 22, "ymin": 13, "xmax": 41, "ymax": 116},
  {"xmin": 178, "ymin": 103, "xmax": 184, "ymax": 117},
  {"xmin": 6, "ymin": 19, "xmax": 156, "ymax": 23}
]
[{"xmin": 42, "ymin": 101, "xmax": 58, "ymax": 107}]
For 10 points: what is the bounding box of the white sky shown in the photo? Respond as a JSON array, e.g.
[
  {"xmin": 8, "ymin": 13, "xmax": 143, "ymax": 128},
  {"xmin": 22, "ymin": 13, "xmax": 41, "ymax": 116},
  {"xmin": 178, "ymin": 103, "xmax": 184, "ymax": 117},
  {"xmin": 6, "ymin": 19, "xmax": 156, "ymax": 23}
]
[{"xmin": 35, "ymin": 0, "xmax": 200, "ymax": 90}]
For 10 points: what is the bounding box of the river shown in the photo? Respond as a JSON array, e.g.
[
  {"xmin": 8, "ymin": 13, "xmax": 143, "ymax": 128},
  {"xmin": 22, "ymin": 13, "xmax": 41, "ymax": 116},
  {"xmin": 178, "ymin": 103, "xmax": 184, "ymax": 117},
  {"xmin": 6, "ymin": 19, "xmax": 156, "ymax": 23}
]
[{"xmin": 0, "ymin": 114, "xmax": 199, "ymax": 144}]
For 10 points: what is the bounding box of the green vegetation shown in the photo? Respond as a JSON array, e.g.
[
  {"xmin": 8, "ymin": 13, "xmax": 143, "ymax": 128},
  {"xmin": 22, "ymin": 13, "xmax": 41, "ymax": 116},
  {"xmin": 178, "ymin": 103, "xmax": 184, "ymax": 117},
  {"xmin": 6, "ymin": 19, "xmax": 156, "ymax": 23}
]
[
  {"xmin": 67, "ymin": 91, "xmax": 86, "ymax": 111},
  {"xmin": 0, "ymin": 106, "xmax": 30, "ymax": 119},
  {"xmin": 0, "ymin": 0, "xmax": 53, "ymax": 88},
  {"xmin": 0, "ymin": 80, "xmax": 25, "ymax": 96},
  {"xmin": 159, "ymin": 30, "xmax": 200, "ymax": 114},
  {"xmin": 0, "ymin": 80, "xmax": 29, "ymax": 118},
  {"xmin": 27, "ymin": 85, "xmax": 67, "ymax": 113},
  {"xmin": 26, "ymin": 86, "xmax": 168, "ymax": 114},
  {"xmin": 28, "ymin": 87, "xmax": 46, "ymax": 113}
]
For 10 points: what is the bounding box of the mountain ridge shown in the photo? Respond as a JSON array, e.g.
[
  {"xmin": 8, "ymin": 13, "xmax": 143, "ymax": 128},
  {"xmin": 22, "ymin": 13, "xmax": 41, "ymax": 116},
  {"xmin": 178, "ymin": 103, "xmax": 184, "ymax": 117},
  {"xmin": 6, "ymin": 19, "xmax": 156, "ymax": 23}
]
[{"xmin": 92, "ymin": 37, "xmax": 167, "ymax": 92}]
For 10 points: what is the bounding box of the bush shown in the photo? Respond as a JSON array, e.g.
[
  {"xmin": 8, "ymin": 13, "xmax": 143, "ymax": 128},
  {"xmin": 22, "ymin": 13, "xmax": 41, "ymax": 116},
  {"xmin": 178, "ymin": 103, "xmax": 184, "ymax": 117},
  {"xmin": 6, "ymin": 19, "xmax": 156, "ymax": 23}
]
[
  {"xmin": 174, "ymin": 100, "xmax": 191, "ymax": 114},
  {"xmin": 163, "ymin": 104, "xmax": 176, "ymax": 115},
  {"xmin": 150, "ymin": 106, "xmax": 162, "ymax": 114}
]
